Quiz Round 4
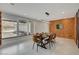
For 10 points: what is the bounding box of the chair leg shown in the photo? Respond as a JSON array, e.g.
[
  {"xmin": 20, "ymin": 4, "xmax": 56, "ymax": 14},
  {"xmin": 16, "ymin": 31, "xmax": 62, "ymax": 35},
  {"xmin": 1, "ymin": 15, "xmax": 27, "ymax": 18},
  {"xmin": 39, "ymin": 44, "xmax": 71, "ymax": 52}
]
[
  {"xmin": 49, "ymin": 42, "xmax": 51, "ymax": 49},
  {"xmin": 37, "ymin": 44, "xmax": 38, "ymax": 52},
  {"xmin": 53, "ymin": 40, "xmax": 56, "ymax": 46},
  {"xmin": 32, "ymin": 42, "xmax": 35, "ymax": 49},
  {"xmin": 51, "ymin": 42, "xmax": 53, "ymax": 47},
  {"xmin": 54, "ymin": 39, "xmax": 56, "ymax": 43}
]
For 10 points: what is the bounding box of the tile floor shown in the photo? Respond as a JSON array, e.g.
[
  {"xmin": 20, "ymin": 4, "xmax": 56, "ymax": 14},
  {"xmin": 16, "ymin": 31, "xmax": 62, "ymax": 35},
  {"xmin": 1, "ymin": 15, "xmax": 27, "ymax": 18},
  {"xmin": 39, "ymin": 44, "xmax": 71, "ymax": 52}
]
[{"xmin": 0, "ymin": 35, "xmax": 79, "ymax": 55}]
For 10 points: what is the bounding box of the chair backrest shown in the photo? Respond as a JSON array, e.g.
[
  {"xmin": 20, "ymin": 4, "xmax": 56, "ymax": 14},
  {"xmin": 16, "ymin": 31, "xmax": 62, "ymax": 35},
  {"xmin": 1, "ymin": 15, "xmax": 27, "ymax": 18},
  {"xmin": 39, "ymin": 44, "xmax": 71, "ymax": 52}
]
[
  {"xmin": 32, "ymin": 35, "xmax": 40, "ymax": 43},
  {"xmin": 48, "ymin": 33, "xmax": 56, "ymax": 41},
  {"xmin": 52, "ymin": 33, "xmax": 56, "ymax": 39},
  {"xmin": 48, "ymin": 34, "xmax": 53, "ymax": 42}
]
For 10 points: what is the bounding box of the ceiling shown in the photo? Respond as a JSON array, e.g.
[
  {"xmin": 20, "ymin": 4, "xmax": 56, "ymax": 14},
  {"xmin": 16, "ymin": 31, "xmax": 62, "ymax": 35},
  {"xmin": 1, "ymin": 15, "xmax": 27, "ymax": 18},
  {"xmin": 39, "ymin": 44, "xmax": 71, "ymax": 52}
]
[{"xmin": 0, "ymin": 3, "xmax": 79, "ymax": 21}]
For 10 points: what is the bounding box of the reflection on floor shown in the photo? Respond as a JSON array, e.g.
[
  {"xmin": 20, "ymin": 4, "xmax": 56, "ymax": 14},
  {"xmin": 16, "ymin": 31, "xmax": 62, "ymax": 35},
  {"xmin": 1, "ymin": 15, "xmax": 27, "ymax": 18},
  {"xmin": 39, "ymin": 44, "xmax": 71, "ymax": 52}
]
[
  {"xmin": 2, "ymin": 32, "xmax": 17, "ymax": 38},
  {"xmin": 0, "ymin": 35, "xmax": 79, "ymax": 55}
]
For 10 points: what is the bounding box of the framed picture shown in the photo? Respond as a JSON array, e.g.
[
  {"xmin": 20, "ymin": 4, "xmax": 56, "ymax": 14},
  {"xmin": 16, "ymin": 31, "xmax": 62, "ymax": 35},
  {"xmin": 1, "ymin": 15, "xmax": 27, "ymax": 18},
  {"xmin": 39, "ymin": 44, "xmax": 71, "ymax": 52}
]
[{"xmin": 56, "ymin": 23, "xmax": 63, "ymax": 31}]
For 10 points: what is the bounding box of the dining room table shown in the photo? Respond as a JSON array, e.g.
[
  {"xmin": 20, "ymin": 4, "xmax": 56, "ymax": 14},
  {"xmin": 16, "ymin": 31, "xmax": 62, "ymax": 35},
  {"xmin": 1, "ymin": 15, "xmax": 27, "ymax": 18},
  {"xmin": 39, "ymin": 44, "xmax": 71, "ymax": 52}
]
[{"xmin": 36, "ymin": 33, "xmax": 50, "ymax": 49}]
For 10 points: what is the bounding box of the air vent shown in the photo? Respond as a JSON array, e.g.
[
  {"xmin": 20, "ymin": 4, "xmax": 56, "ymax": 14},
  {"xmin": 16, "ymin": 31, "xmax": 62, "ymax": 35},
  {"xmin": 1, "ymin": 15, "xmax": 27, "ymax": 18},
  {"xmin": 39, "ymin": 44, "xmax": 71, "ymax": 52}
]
[
  {"xmin": 10, "ymin": 3, "xmax": 15, "ymax": 6},
  {"xmin": 45, "ymin": 12, "xmax": 50, "ymax": 16}
]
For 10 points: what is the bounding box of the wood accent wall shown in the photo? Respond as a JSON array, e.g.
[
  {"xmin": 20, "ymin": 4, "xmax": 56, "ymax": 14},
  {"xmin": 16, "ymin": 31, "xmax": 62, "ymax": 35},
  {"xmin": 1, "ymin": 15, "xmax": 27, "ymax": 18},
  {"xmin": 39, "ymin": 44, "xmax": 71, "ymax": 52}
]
[
  {"xmin": 49, "ymin": 17, "xmax": 75, "ymax": 39},
  {"xmin": 0, "ymin": 12, "xmax": 1, "ymax": 45}
]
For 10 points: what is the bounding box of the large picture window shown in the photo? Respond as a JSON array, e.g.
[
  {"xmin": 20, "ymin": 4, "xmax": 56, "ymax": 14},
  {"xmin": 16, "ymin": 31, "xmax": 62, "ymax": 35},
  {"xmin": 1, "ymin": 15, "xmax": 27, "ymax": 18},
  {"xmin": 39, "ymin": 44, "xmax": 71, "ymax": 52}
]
[
  {"xmin": 2, "ymin": 21, "xmax": 17, "ymax": 38},
  {"xmin": 2, "ymin": 20, "xmax": 31, "ymax": 39}
]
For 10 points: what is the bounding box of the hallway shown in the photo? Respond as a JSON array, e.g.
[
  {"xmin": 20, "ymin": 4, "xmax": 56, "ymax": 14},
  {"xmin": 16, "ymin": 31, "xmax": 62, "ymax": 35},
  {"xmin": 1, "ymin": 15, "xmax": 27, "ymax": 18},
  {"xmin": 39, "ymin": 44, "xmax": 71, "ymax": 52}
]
[{"xmin": 0, "ymin": 36, "xmax": 79, "ymax": 55}]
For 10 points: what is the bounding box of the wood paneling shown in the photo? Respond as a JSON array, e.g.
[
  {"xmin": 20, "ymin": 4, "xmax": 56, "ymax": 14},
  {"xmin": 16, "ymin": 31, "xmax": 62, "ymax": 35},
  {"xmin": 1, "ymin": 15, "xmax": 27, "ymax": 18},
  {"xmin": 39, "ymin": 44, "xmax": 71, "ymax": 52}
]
[
  {"xmin": 0, "ymin": 12, "xmax": 1, "ymax": 45},
  {"xmin": 49, "ymin": 17, "xmax": 75, "ymax": 39}
]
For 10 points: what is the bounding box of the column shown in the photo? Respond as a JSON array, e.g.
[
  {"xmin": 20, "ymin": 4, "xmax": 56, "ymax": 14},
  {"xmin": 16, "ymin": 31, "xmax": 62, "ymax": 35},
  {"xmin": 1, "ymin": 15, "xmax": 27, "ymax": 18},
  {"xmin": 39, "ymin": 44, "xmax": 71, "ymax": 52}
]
[
  {"xmin": 16, "ymin": 19, "xmax": 19, "ymax": 36},
  {"xmin": 76, "ymin": 9, "xmax": 79, "ymax": 48},
  {"xmin": 31, "ymin": 21, "xmax": 36, "ymax": 34},
  {"xmin": 27, "ymin": 22, "xmax": 30, "ymax": 35},
  {"xmin": 0, "ymin": 12, "xmax": 2, "ymax": 45}
]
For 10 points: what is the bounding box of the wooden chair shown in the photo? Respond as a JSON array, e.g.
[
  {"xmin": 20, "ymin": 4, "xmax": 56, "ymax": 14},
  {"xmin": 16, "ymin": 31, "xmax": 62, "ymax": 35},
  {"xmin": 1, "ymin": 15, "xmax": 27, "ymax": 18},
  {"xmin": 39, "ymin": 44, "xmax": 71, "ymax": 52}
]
[
  {"xmin": 45, "ymin": 33, "xmax": 56, "ymax": 48},
  {"xmin": 51, "ymin": 33, "xmax": 56, "ymax": 45},
  {"xmin": 44, "ymin": 34, "xmax": 53, "ymax": 48},
  {"xmin": 48, "ymin": 34, "xmax": 54, "ymax": 48},
  {"xmin": 32, "ymin": 35, "xmax": 41, "ymax": 52}
]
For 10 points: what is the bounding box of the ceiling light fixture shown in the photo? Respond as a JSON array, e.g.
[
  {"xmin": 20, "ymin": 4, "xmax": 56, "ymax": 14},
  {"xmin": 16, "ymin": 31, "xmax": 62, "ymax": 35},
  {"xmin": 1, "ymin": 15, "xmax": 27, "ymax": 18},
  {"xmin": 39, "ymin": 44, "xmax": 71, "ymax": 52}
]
[{"xmin": 62, "ymin": 11, "xmax": 65, "ymax": 14}]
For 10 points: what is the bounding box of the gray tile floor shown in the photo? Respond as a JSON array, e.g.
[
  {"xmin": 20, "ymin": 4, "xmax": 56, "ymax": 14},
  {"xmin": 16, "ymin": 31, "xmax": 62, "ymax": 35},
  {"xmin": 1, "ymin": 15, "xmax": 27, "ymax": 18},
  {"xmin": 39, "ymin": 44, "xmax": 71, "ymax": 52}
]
[{"xmin": 0, "ymin": 35, "xmax": 79, "ymax": 55}]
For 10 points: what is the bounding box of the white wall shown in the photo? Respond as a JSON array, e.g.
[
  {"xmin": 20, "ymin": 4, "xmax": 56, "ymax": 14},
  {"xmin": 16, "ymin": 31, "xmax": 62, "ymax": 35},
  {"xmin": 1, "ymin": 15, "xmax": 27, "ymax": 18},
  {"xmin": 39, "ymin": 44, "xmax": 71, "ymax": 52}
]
[{"xmin": 31, "ymin": 21, "xmax": 49, "ymax": 34}]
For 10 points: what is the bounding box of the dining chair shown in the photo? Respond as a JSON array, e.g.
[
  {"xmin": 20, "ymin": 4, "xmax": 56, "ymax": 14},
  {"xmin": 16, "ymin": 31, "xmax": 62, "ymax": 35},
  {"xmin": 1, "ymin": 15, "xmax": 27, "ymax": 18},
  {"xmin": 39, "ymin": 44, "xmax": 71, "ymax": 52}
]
[
  {"xmin": 32, "ymin": 35, "xmax": 41, "ymax": 52},
  {"xmin": 44, "ymin": 34, "xmax": 53, "ymax": 48},
  {"xmin": 51, "ymin": 33, "xmax": 56, "ymax": 45},
  {"xmin": 48, "ymin": 34, "xmax": 54, "ymax": 48},
  {"xmin": 46, "ymin": 33, "xmax": 56, "ymax": 48}
]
